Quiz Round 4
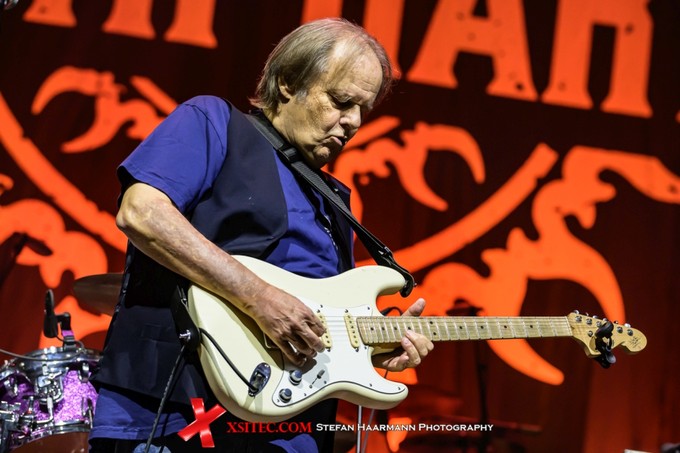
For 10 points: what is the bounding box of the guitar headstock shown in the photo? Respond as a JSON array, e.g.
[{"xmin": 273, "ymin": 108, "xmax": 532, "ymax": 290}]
[{"xmin": 567, "ymin": 311, "xmax": 647, "ymax": 367}]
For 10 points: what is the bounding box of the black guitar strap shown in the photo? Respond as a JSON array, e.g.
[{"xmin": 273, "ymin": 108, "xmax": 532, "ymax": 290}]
[{"xmin": 246, "ymin": 111, "xmax": 415, "ymax": 297}]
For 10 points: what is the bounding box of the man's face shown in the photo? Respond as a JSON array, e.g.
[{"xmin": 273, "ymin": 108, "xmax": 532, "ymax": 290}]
[{"xmin": 272, "ymin": 45, "xmax": 383, "ymax": 169}]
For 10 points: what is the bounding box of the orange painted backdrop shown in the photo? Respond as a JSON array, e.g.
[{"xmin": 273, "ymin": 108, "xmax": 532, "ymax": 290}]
[{"xmin": 0, "ymin": 1, "xmax": 678, "ymax": 452}]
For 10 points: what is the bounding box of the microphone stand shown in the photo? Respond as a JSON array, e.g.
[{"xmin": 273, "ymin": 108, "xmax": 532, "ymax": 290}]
[
  {"xmin": 44, "ymin": 289, "xmax": 77, "ymax": 350},
  {"xmin": 475, "ymin": 333, "xmax": 491, "ymax": 453},
  {"xmin": 450, "ymin": 301, "xmax": 491, "ymax": 453}
]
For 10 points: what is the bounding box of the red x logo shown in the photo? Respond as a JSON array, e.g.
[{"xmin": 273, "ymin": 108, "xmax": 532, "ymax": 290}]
[{"xmin": 177, "ymin": 398, "xmax": 227, "ymax": 448}]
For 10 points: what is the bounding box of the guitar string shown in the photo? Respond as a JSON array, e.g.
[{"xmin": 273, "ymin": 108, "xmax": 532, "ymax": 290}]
[{"xmin": 320, "ymin": 316, "xmax": 573, "ymax": 342}]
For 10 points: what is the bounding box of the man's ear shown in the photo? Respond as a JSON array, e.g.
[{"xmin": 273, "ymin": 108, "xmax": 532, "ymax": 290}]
[{"xmin": 278, "ymin": 80, "xmax": 294, "ymax": 102}]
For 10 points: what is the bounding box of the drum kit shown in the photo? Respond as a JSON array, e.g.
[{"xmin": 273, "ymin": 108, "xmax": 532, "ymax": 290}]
[{"xmin": 0, "ymin": 266, "xmax": 121, "ymax": 453}]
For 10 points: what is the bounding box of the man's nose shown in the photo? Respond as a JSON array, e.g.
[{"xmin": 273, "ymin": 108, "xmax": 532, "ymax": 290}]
[{"xmin": 340, "ymin": 105, "xmax": 362, "ymax": 130}]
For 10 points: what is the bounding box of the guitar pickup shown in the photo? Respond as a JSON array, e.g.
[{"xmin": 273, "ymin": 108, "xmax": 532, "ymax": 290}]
[
  {"xmin": 262, "ymin": 312, "xmax": 332, "ymax": 350},
  {"xmin": 344, "ymin": 312, "xmax": 360, "ymax": 349},
  {"xmin": 317, "ymin": 311, "xmax": 332, "ymax": 349}
]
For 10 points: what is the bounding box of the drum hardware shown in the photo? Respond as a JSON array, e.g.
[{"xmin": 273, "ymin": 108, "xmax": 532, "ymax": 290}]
[
  {"xmin": 0, "ymin": 402, "xmax": 21, "ymax": 423},
  {"xmin": 0, "ymin": 376, "xmax": 17, "ymax": 400},
  {"xmin": 0, "ymin": 289, "xmax": 102, "ymax": 452},
  {"xmin": 0, "ymin": 347, "xmax": 101, "ymax": 452},
  {"xmin": 82, "ymin": 397, "xmax": 94, "ymax": 429},
  {"xmin": 0, "ymin": 402, "xmax": 20, "ymax": 451},
  {"xmin": 34, "ymin": 373, "xmax": 63, "ymax": 407}
]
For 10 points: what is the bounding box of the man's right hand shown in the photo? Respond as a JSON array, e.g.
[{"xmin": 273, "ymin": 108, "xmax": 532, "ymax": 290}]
[{"xmin": 246, "ymin": 285, "xmax": 326, "ymax": 367}]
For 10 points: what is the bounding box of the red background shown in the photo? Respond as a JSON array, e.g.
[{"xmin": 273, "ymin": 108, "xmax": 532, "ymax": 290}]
[{"xmin": 0, "ymin": 1, "xmax": 678, "ymax": 452}]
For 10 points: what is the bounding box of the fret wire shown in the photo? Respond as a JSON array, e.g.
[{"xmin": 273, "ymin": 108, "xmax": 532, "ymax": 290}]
[
  {"xmin": 460, "ymin": 318, "xmax": 469, "ymax": 340},
  {"xmin": 358, "ymin": 317, "xmax": 366, "ymax": 342},
  {"xmin": 477, "ymin": 318, "xmax": 485, "ymax": 340},
  {"xmin": 454, "ymin": 319, "xmax": 461, "ymax": 340},
  {"xmin": 424, "ymin": 318, "xmax": 433, "ymax": 341},
  {"xmin": 442, "ymin": 319, "xmax": 451, "ymax": 340},
  {"xmin": 389, "ymin": 318, "xmax": 399, "ymax": 343},
  {"xmin": 402, "ymin": 317, "xmax": 411, "ymax": 340},
  {"xmin": 494, "ymin": 317, "xmax": 504, "ymax": 339},
  {"xmin": 508, "ymin": 317, "xmax": 517, "ymax": 338},
  {"xmin": 376, "ymin": 317, "xmax": 384, "ymax": 343}
]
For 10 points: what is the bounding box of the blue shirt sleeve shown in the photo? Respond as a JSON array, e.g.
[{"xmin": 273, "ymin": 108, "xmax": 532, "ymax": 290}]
[{"xmin": 118, "ymin": 96, "xmax": 230, "ymax": 213}]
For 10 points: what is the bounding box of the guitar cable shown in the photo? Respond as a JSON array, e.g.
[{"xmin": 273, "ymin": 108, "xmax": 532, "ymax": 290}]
[
  {"xmin": 198, "ymin": 327, "xmax": 259, "ymax": 393},
  {"xmin": 143, "ymin": 342, "xmax": 187, "ymax": 453},
  {"xmin": 171, "ymin": 284, "xmax": 259, "ymax": 393}
]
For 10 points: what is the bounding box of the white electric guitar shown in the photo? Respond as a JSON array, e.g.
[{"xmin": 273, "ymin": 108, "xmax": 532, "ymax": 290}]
[{"xmin": 187, "ymin": 256, "xmax": 647, "ymax": 422}]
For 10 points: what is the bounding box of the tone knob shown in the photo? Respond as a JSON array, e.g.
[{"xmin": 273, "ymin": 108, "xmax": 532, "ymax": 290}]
[{"xmin": 278, "ymin": 388, "xmax": 292, "ymax": 403}]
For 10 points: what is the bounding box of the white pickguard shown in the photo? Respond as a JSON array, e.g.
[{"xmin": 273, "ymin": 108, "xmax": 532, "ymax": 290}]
[{"xmin": 271, "ymin": 300, "xmax": 405, "ymax": 408}]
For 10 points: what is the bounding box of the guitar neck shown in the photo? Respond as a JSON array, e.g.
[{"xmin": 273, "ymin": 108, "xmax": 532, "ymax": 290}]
[{"xmin": 356, "ymin": 316, "xmax": 573, "ymax": 345}]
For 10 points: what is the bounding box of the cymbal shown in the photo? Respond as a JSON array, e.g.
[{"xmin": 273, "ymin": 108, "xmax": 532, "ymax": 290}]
[{"xmin": 73, "ymin": 273, "xmax": 122, "ymax": 316}]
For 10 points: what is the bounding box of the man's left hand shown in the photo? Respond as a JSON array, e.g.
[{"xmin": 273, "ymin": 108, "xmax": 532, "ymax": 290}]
[{"xmin": 372, "ymin": 298, "xmax": 434, "ymax": 371}]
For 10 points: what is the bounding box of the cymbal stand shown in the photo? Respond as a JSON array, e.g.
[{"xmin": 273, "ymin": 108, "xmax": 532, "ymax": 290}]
[
  {"xmin": 475, "ymin": 334, "xmax": 491, "ymax": 452},
  {"xmin": 451, "ymin": 301, "xmax": 491, "ymax": 453}
]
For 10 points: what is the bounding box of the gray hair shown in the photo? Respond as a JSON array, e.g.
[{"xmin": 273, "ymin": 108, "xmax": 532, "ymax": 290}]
[{"xmin": 251, "ymin": 18, "xmax": 394, "ymax": 112}]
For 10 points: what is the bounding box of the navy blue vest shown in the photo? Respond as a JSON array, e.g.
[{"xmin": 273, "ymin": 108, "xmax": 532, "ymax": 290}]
[
  {"xmin": 190, "ymin": 104, "xmax": 289, "ymax": 256},
  {"xmin": 94, "ymin": 102, "xmax": 352, "ymax": 406}
]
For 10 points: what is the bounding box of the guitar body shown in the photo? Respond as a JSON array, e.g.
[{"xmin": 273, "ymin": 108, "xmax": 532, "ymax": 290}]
[{"xmin": 187, "ymin": 255, "xmax": 409, "ymax": 422}]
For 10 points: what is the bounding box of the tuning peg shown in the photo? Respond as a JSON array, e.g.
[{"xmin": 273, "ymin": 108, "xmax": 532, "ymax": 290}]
[{"xmin": 595, "ymin": 320, "xmax": 614, "ymax": 337}]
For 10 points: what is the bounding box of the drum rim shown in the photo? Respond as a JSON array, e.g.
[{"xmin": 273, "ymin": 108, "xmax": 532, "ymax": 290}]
[
  {"xmin": 17, "ymin": 346, "xmax": 100, "ymax": 360},
  {"xmin": 7, "ymin": 422, "xmax": 92, "ymax": 448},
  {"xmin": 1, "ymin": 347, "xmax": 101, "ymax": 389},
  {"xmin": 8, "ymin": 347, "xmax": 100, "ymax": 370}
]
